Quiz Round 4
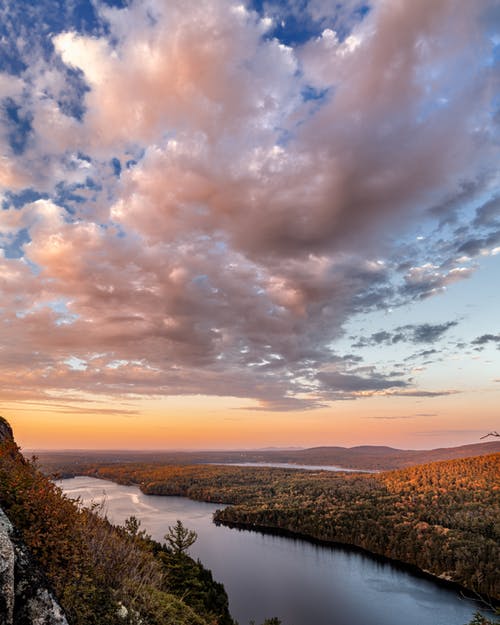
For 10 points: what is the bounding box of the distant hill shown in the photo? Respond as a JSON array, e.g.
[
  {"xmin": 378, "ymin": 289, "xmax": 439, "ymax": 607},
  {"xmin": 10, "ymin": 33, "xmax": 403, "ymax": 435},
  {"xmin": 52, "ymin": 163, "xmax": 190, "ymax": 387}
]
[
  {"xmin": 263, "ymin": 441, "xmax": 500, "ymax": 469},
  {"xmin": 33, "ymin": 440, "xmax": 500, "ymax": 474}
]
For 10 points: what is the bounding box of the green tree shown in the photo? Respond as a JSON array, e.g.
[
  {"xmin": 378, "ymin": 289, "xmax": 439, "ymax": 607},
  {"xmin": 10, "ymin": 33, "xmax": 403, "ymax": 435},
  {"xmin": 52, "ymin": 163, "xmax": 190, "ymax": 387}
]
[
  {"xmin": 164, "ymin": 520, "xmax": 197, "ymax": 556},
  {"xmin": 124, "ymin": 515, "xmax": 141, "ymax": 536}
]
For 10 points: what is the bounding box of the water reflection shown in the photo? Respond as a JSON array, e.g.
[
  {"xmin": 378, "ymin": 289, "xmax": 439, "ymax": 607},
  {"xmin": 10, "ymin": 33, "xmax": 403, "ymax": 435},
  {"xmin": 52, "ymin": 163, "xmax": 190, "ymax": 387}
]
[{"xmin": 59, "ymin": 476, "xmax": 482, "ymax": 625}]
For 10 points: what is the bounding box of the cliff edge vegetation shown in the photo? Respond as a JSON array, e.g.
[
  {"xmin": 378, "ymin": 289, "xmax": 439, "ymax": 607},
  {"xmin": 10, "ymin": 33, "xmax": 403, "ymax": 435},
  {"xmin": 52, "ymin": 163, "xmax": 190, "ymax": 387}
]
[{"xmin": 0, "ymin": 417, "xmax": 234, "ymax": 625}]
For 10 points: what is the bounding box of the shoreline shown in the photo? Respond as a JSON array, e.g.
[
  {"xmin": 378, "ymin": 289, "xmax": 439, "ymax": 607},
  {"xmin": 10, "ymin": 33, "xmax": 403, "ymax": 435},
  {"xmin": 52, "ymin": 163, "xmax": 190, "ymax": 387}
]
[
  {"xmin": 215, "ymin": 518, "xmax": 498, "ymax": 610},
  {"xmin": 57, "ymin": 473, "xmax": 498, "ymax": 610}
]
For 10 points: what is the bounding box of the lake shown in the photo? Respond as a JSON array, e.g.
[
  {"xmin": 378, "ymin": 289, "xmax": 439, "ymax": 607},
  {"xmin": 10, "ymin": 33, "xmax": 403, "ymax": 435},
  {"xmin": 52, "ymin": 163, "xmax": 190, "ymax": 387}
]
[
  {"xmin": 207, "ymin": 462, "xmax": 376, "ymax": 472},
  {"xmin": 58, "ymin": 476, "xmax": 484, "ymax": 625}
]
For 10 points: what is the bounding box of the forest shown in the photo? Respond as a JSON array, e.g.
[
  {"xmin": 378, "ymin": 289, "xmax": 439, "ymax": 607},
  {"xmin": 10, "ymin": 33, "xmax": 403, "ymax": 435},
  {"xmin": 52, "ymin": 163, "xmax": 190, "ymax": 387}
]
[
  {"xmin": 65, "ymin": 454, "xmax": 500, "ymax": 602},
  {"xmin": 2, "ymin": 417, "xmax": 498, "ymax": 625},
  {"xmin": 0, "ymin": 419, "xmax": 279, "ymax": 625}
]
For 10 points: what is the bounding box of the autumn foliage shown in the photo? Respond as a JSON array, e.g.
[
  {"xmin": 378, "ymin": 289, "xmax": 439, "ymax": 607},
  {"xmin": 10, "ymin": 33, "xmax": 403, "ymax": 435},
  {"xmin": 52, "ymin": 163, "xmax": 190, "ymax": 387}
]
[
  {"xmin": 0, "ymin": 426, "xmax": 233, "ymax": 625},
  {"xmin": 79, "ymin": 454, "xmax": 500, "ymax": 601}
]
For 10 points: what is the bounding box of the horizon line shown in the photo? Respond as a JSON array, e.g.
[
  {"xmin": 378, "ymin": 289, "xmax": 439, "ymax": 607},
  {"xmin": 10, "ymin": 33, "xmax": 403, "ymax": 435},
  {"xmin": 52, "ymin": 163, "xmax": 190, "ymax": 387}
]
[{"xmin": 21, "ymin": 440, "xmax": 499, "ymax": 454}]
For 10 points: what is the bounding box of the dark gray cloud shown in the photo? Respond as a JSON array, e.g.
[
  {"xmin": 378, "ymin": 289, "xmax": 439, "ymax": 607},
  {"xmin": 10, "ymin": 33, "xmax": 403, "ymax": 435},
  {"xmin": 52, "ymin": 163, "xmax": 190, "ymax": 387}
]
[
  {"xmin": 457, "ymin": 230, "xmax": 500, "ymax": 256},
  {"xmin": 317, "ymin": 371, "xmax": 408, "ymax": 393},
  {"xmin": 410, "ymin": 322, "xmax": 458, "ymax": 343},
  {"xmin": 371, "ymin": 331, "xmax": 393, "ymax": 344},
  {"xmin": 353, "ymin": 322, "xmax": 457, "ymax": 349},
  {"xmin": 473, "ymin": 197, "xmax": 500, "ymax": 228},
  {"xmin": 404, "ymin": 349, "xmax": 439, "ymax": 361},
  {"xmin": 428, "ymin": 179, "xmax": 483, "ymax": 227},
  {"xmin": 472, "ymin": 333, "xmax": 500, "ymax": 349}
]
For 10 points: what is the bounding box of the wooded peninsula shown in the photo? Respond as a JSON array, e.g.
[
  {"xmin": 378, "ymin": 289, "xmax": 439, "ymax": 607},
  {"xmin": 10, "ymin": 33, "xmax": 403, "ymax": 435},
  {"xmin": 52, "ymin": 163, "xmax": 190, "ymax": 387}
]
[{"xmin": 46, "ymin": 453, "xmax": 500, "ymax": 602}]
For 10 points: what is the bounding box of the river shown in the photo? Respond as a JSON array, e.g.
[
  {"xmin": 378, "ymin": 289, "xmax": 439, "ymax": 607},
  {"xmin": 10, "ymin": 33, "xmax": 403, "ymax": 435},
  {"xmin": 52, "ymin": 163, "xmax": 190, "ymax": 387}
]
[{"xmin": 58, "ymin": 476, "xmax": 484, "ymax": 625}]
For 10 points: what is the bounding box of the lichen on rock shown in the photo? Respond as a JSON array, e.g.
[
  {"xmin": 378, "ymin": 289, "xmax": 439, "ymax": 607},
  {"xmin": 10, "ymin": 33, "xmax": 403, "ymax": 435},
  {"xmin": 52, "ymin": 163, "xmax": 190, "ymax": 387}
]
[
  {"xmin": 0, "ymin": 507, "xmax": 15, "ymax": 624},
  {"xmin": 0, "ymin": 504, "xmax": 68, "ymax": 625}
]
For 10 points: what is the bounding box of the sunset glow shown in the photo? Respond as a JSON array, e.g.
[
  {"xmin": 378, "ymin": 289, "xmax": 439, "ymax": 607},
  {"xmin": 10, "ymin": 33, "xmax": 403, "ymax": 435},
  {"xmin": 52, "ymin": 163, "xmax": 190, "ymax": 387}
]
[{"xmin": 1, "ymin": 0, "xmax": 499, "ymax": 450}]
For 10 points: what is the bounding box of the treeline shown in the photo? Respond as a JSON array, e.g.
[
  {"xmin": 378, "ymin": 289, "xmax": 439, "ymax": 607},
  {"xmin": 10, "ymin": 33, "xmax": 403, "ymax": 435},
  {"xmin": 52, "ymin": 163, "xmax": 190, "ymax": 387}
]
[
  {"xmin": 216, "ymin": 455, "xmax": 500, "ymax": 600},
  {"xmin": 77, "ymin": 455, "xmax": 500, "ymax": 601},
  {"xmin": 0, "ymin": 425, "xmax": 235, "ymax": 625},
  {"xmin": 81, "ymin": 463, "xmax": 305, "ymax": 503},
  {"xmin": 33, "ymin": 440, "xmax": 500, "ymax": 473}
]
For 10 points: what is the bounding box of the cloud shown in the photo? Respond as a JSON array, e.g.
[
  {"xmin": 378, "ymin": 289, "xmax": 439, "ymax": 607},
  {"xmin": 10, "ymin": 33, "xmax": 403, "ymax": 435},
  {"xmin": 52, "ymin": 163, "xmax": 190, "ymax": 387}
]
[
  {"xmin": 0, "ymin": 0, "xmax": 497, "ymax": 410},
  {"xmin": 317, "ymin": 371, "xmax": 407, "ymax": 392},
  {"xmin": 385, "ymin": 390, "xmax": 460, "ymax": 398},
  {"xmin": 53, "ymin": 3, "xmax": 299, "ymax": 150},
  {"xmin": 473, "ymin": 197, "xmax": 500, "ymax": 229},
  {"xmin": 410, "ymin": 322, "xmax": 458, "ymax": 343},
  {"xmin": 364, "ymin": 415, "xmax": 416, "ymax": 420},
  {"xmin": 241, "ymin": 396, "xmax": 327, "ymax": 412},
  {"xmin": 404, "ymin": 349, "xmax": 439, "ymax": 361},
  {"xmin": 472, "ymin": 333, "xmax": 500, "ymax": 349},
  {"xmin": 364, "ymin": 411, "xmax": 438, "ymax": 420},
  {"xmin": 353, "ymin": 322, "xmax": 458, "ymax": 349},
  {"xmin": 457, "ymin": 231, "xmax": 500, "ymax": 257},
  {"xmin": 314, "ymin": 372, "xmax": 460, "ymax": 401},
  {"xmin": 400, "ymin": 263, "xmax": 476, "ymax": 299},
  {"xmin": 7, "ymin": 403, "xmax": 140, "ymax": 417}
]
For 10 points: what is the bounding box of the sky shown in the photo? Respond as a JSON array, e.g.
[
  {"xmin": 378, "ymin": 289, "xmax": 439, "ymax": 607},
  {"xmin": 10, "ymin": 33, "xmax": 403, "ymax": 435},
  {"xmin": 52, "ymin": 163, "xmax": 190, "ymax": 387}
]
[{"xmin": 0, "ymin": 0, "xmax": 499, "ymax": 451}]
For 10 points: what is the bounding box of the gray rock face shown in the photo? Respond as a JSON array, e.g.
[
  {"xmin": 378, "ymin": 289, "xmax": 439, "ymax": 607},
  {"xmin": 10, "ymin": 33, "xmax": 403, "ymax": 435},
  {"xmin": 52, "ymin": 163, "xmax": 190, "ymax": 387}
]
[
  {"xmin": 0, "ymin": 504, "xmax": 68, "ymax": 625},
  {"xmin": 0, "ymin": 508, "xmax": 15, "ymax": 624},
  {"xmin": 0, "ymin": 418, "xmax": 68, "ymax": 625}
]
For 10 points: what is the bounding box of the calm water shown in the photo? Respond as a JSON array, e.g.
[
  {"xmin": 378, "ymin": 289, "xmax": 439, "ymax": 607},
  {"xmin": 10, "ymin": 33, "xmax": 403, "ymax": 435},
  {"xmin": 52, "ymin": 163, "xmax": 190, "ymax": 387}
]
[
  {"xmin": 207, "ymin": 462, "xmax": 376, "ymax": 473},
  {"xmin": 58, "ymin": 476, "xmax": 484, "ymax": 625}
]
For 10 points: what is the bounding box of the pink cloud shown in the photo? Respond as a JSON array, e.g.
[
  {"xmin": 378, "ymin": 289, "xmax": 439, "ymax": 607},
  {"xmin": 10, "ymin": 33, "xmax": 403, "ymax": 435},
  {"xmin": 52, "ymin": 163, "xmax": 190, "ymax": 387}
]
[{"xmin": 0, "ymin": 0, "xmax": 497, "ymax": 409}]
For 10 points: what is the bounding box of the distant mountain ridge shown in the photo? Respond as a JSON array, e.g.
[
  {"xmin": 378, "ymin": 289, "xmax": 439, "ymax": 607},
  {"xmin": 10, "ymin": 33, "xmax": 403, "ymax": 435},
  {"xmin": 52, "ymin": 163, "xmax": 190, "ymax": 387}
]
[
  {"xmin": 33, "ymin": 440, "xmax": 500, "ymax": 474},
  {"xmin": 271, "ymin": 441, "xmax": 500, "ymax": 469}
]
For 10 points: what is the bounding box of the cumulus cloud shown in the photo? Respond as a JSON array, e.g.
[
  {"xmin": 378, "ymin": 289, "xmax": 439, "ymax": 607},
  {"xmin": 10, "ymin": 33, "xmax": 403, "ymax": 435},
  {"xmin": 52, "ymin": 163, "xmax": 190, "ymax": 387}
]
[{"xmin": 0, "ymin": 0, "xmax": 498, "ymax": 409}]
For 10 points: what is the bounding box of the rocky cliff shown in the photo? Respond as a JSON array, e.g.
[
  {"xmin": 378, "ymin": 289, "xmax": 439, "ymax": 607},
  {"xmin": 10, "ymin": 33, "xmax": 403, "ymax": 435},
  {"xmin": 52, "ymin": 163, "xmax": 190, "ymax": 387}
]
[
  {"xmin": 0, "ymin": 417, "xmax": 236, "ymax": 625},
  {"xmin": 0, "ymin": 417, "xmax": 68, "ymax": 625}
]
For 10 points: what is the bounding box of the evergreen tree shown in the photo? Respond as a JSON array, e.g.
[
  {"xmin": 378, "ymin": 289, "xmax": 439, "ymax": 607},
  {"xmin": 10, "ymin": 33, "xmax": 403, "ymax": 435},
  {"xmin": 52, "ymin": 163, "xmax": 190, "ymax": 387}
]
[{"xmin": 164, "ymin": 520, "xmax": 198, "ymax": 556}]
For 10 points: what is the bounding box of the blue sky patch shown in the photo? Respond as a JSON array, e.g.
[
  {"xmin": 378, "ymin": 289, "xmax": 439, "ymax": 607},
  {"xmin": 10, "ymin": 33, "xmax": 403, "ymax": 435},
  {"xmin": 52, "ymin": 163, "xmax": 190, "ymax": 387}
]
[{"xmin": 3, "ymin": 98, "xmax": 33, "ymax": 155}]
